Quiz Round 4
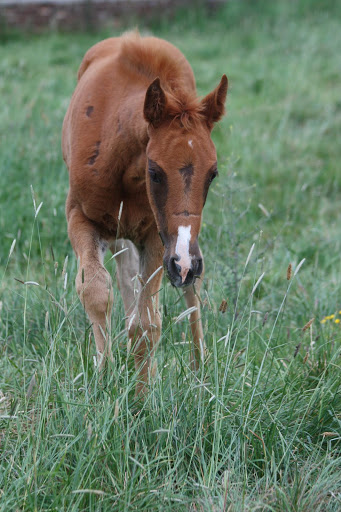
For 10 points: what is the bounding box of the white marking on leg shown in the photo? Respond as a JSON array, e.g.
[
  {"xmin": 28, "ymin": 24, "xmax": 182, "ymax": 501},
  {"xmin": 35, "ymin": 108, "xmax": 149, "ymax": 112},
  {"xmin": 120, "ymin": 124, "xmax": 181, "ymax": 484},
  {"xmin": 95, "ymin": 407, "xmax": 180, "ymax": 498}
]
[
  {"xmin": 175, "ymin": 225, "xmax": 192, "ymax": 283},
  {"xmin": 98, "ymin": 241, "xmax": 108, "ymax": 266},
  {"xmin": 188, "ymin": 139, "xmax": 193, "ymax": 149}
]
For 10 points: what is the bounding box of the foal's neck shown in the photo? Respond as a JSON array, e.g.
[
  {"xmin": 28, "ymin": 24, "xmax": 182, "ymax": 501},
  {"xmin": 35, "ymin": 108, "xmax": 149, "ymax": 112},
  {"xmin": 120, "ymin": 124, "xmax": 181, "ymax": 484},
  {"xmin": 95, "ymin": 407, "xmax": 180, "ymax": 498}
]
[{"xmin": 119, "ymin": 89, "xmax": 149, "ymax": 149}]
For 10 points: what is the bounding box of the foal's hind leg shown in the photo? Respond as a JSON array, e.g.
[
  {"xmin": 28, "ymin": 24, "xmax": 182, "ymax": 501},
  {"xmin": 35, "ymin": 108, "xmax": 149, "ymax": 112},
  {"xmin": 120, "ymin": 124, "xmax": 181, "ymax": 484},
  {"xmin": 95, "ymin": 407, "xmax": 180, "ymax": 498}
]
[
  {"xmin": 67, "ymin": 206, "xmax": 113, "ymax": 366},
  {"xmin": 127, "ymin": 233, "xmax": 164, "ymax": 395},
  {"xmin": 183, "ymin": 259, "xmax": 205, "ymax": 370},
  {"xmin": 111, "ymin": 239, "xmax": 141, "ymax": 319}
]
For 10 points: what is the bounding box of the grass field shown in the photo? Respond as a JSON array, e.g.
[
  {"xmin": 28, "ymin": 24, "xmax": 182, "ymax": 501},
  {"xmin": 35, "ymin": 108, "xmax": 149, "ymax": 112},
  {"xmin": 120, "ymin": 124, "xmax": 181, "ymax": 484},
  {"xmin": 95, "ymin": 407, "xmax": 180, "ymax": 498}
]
[{"xmin": 1, "ymin": 1, "xmax": 341, "ymax": 510}]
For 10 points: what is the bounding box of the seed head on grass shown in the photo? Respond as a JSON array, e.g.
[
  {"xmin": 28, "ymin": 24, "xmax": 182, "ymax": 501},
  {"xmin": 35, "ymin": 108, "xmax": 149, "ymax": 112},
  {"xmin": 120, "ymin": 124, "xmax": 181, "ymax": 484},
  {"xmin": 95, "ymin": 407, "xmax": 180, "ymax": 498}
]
[
  {"xmin": 302, "ymin": 318, "xmax": 314, "ymax": 332},
  {"xmin": 286, "ymin": 263, "xmax": 292, "ymax": 281},
  {"xmin": 294, "ymin": 343, "xmax": 301, "ymax": 357},
  {"xmin": 219, "ymin": 299, "xmax": 228, "ymax": 313}
]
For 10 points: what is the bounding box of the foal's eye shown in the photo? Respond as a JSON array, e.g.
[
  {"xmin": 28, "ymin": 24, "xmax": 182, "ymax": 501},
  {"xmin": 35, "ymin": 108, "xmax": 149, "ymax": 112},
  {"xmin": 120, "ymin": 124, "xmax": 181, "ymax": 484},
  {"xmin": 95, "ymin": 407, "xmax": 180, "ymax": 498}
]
[
  {"xmin": 209, "ymin": 170, "xmax": 219, "ymax": 183},
  {"xmin": 149, "ymin": 169, "xmax": 162, "ymax": 184}
]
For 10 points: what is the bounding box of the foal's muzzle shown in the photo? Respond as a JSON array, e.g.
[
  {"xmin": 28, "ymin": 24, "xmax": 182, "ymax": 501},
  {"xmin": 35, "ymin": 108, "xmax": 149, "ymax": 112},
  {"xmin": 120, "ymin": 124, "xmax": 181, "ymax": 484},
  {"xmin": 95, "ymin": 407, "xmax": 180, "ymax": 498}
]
[{"xmin": 165, "ymin": 253, "xmax": 203, "ymax": 288}]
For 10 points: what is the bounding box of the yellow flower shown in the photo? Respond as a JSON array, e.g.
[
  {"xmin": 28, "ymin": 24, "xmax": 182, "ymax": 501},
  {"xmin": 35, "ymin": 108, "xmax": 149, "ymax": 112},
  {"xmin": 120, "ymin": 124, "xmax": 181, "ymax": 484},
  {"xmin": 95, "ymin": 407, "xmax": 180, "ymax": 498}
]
[{"xmin": 321, "ymin": 313, "xmax": 339, "ymax": 323}]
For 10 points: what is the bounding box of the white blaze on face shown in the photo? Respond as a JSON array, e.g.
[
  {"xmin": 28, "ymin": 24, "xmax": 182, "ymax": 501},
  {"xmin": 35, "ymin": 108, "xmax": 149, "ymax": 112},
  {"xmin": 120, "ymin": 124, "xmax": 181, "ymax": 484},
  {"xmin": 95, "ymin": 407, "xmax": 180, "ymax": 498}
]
[
  {"xmin": 188, "ymin": 139, "xmax": 193, "ymax": 149},
  {"xmin": 175, "ymin": 225, "xmax": 192, "ymax": 283}
]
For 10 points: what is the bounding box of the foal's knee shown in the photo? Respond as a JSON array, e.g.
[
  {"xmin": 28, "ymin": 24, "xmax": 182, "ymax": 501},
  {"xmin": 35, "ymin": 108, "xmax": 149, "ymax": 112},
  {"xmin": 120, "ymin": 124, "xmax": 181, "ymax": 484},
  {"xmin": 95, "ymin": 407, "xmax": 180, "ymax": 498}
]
[{"xmin": 76, "ymin": 265, "xmax": 113, "ymax": 319}]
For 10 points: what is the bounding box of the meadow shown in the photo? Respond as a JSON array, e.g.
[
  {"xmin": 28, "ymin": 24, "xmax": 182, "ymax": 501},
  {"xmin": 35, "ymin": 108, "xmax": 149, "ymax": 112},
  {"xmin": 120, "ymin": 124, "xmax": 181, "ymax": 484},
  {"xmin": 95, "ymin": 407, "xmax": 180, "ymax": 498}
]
[{"xmin": 0, "ymin": 1, "xmax": 340, "ymax": 510}]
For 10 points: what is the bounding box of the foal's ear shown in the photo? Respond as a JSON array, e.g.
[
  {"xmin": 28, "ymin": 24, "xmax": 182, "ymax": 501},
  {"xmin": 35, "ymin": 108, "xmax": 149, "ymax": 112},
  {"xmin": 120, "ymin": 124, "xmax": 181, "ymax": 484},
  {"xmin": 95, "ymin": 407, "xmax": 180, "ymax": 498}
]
[
  {"xmin": 201, "ymin": 74, "xmax": 228, "ymax": 128},
  {"xmin": 144, "ymin": 77, "xmax": 167, "ymax": 128}
]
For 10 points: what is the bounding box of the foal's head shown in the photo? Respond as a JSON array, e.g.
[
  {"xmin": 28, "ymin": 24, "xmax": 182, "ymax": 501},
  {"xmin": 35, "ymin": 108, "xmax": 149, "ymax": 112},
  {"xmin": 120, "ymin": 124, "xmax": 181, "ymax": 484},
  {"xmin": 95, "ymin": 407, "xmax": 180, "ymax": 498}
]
[{"xmin": 144, "ymin": 75, "xmax": 228, "ymax": 287}]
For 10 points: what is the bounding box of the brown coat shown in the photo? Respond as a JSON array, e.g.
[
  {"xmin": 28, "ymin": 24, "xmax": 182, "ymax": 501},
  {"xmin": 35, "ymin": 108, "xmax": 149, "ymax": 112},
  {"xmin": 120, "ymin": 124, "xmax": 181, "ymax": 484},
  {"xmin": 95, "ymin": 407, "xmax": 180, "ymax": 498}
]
[{"xmin": 62, "ymin": 32, "xmax": 227, "ymax": 394}]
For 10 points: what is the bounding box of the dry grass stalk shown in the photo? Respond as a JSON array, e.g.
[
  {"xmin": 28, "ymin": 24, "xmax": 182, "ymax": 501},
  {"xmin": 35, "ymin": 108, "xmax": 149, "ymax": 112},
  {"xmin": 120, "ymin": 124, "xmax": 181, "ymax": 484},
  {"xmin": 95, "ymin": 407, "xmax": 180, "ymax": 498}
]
[
  {"xmin": 114, "ymin": 399, "xmax": 119, "ymax": 420},
  {"xmin": 151, "ymin": 359, "xmax": 158, "ymax": 378}
]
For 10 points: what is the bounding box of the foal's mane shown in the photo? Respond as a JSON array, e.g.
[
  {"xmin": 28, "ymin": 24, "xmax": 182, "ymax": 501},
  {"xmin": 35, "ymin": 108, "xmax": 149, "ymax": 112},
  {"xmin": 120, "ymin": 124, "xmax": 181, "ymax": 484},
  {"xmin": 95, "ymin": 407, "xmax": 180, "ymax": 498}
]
[{"xmin": 120, "ymin": 32, "xmax": 205, "ymax": 129}]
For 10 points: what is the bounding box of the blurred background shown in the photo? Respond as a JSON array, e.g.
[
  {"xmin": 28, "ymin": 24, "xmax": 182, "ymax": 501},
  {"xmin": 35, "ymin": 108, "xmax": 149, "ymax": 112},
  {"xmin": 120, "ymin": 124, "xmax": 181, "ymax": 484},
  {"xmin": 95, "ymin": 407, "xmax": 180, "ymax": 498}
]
[{"xmin": 1, "ymin": 0, "xmax": 224, "ymax": 32}]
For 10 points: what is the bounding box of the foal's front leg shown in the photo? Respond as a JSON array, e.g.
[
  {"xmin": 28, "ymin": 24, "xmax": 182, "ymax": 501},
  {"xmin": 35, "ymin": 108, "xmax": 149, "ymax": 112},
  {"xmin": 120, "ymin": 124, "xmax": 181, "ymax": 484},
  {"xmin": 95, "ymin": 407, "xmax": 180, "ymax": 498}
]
[
  {"xmin": 67, "ymin": 206, "xmax": 113, "ymax": 366},
  {"xmin": 128, "ymin": 234, "xmax": 164, "ymax": 394},
  {"xmin": 183, "ymin": 257, "xmax": 205, "ymax": 369}
]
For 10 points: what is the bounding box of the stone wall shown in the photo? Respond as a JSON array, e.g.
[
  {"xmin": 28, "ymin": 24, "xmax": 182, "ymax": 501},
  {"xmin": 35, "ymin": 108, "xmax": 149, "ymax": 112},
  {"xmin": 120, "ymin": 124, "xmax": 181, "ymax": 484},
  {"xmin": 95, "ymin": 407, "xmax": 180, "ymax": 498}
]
[{"xmin": 0, "ymin": 0, "xmax": 225, "ymax": 31}]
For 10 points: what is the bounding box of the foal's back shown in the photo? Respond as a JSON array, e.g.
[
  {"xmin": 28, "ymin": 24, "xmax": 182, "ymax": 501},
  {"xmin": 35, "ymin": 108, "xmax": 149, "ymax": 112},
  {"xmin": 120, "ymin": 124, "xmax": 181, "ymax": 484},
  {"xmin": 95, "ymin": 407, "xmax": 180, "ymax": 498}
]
[
  {"xmin": 62, "ymin": 33, "xmax": 196, "ymax": 170},
  {"xmin": 77, "ymin": 34, "xmax": 196, "ymax": 89}
]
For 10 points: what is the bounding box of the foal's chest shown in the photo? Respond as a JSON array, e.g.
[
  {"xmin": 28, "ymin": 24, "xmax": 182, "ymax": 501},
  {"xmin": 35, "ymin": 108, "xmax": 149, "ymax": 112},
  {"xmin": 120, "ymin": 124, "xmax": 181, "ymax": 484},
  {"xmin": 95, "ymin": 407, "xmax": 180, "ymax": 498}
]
[{"xmin": 88, "ymin": 178, "xmax": 155, "ymax": 244}]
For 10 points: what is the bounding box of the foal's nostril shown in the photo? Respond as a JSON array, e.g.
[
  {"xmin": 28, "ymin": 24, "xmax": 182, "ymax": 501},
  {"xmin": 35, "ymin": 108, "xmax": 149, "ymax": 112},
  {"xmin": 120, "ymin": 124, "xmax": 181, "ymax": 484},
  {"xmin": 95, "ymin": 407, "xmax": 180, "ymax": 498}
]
[
  {"xmin": 169, "ymin": 256, "xmax": 181, "ymax": 277},
  {"xmin": 167, "ymin": 254, "xmax": 202, "ymax": 286},
  {"xmin": 186, "ymin": 267, "xmax": 194, "ymax": 280},
  {"xmin": 195, "ymin": 258, "xmax": 203, "ymax": 277}
]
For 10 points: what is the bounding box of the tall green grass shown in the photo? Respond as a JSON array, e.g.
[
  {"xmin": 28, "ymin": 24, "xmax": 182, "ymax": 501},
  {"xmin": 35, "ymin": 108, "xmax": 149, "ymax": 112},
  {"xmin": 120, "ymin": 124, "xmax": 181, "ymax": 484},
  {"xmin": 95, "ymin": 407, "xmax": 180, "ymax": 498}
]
[{"xmin": 1, "ymin": 1, "xmax": 340, "ymax": 510}]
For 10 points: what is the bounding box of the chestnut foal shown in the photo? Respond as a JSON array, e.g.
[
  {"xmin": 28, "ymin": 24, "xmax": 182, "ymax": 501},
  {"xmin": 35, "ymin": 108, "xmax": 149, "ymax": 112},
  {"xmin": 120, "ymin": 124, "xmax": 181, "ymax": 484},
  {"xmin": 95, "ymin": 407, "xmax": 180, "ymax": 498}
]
[{"xmin": 62, "ymin": 33, "xmax": 227, "ymax": 393}]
